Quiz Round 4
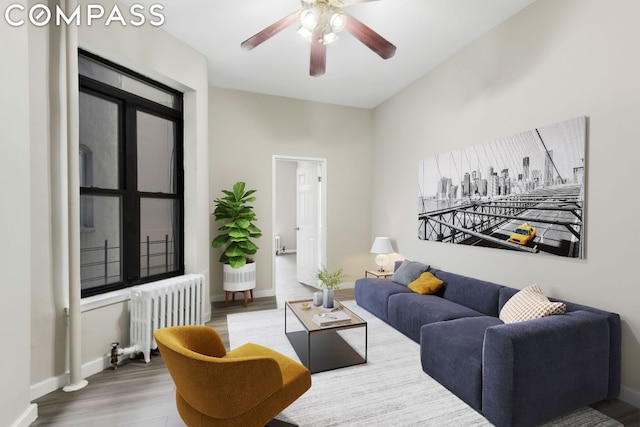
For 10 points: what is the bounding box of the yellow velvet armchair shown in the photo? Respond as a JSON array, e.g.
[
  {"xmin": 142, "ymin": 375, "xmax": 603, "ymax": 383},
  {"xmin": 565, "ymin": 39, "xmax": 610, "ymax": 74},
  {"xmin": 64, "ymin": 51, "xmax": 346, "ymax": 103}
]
[{"xmin": 154, "ymin": 325, "xmax": 311, "ymax": 427}]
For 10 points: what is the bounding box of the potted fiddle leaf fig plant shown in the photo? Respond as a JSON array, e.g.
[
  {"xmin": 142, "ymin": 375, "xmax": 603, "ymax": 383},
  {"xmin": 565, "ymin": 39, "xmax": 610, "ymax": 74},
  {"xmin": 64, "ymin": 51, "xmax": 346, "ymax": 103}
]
[
  {"xmin": 212, "ymin": 182, "xmax": 262, "ymax": 298},
  {"xmin": 315, "ymin": 265, "xmax": 346, "ymax": 309}
]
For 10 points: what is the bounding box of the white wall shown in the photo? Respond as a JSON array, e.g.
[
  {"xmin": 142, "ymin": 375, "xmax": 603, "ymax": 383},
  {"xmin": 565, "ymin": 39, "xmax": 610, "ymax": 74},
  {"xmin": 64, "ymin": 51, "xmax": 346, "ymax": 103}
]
[
  {"xmin": 209, "ymin": 88, "xmax": 373, "ymax": 298},
  {"xmin": 372, "ymin": 0, "xmax": 640, "ymax": 405},
  {"xmin": 29, "ymin": 0, "xmax": 210, "ymax": 397},
  {"xmin": 0, "ymin": 1, "xmax": 37, "ymax": 425}
]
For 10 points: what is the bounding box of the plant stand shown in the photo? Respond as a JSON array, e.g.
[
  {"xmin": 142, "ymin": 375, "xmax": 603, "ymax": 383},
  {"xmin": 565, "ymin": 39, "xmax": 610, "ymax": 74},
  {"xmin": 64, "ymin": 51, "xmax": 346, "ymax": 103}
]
[
  {"xmin": 224, "ymin": 289, "xmax": 254, "ymax": 307},
  {"xmin": 223, "ymin": 262, "xmax": 256, "ymax": 307}
]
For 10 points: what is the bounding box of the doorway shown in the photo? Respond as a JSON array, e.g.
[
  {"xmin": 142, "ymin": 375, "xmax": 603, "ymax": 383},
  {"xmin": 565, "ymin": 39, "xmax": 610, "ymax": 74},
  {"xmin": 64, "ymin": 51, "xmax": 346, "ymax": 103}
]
[{"xmin": 272, "ymin": 156, "xmax": 327, "ymax": 303}]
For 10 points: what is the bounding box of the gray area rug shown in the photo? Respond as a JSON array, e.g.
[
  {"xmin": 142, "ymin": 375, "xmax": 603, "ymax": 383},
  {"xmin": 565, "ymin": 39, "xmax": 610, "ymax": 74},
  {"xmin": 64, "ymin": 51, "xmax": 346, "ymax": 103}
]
[{"xmin": 228, "ymin": 300, "xmax": 620, "ymax": 427}]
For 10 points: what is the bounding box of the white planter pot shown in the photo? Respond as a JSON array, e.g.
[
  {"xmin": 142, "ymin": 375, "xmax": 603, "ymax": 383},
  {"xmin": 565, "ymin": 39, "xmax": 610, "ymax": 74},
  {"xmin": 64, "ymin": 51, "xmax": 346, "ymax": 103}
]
[{"xmin": 223, "ymin": 262, "xmax": 256, "ymax": 292}]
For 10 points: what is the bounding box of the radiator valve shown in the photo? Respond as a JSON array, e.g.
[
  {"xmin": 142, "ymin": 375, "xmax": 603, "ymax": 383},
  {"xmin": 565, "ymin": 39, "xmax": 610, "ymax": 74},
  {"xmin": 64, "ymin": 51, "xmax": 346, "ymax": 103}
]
[
  {"xmin": 109, "ymin": 342, "xmax": 140, "ymax": 369},
  {"xmin": 110, "ymin": 342, "xmax": 120, "ymax": 369}
]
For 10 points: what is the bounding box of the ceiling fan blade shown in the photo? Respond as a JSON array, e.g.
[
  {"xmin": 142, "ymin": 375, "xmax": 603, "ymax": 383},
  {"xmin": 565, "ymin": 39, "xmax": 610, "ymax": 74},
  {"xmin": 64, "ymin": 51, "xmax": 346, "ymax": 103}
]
[
  {"xmin": 345, "ymin": 13, "xmax": 396, "ymax": 59},
  {"xmin": 241, "ymin": 11, "xmax": 300, "ymax": 50},
  {"xmin": 310, "ymin": 29, "xmax": 327, "ymax": 76}
]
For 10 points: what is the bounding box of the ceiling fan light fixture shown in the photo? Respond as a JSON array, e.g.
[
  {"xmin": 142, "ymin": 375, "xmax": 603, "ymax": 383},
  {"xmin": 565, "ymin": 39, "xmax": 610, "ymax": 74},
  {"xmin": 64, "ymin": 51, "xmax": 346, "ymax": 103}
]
[
  {"xmin": 299, "ymin": 8, "xmax": 318, "ymax": 31},
  {"xmin": 298, "ymin": 5, "xmax": 345, "ymax": 45},
  {"xmin": 321, "ymin": 32, "xmax": 339, "ymax": 44},
  {"xmin": 296, "ymin": 26, "xmax": 313, "ymax": 42},
  {"xmin": 329, "ymin": 10, "xmax": 346, "ymax": 33}
]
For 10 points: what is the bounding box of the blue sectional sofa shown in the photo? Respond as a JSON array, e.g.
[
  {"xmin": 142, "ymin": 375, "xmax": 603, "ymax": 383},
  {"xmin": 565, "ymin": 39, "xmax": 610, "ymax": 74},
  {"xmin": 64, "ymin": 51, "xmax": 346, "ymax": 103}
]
[{"xmin": 354, "ymin": 263, "xmax": 621, "ymax": 427}]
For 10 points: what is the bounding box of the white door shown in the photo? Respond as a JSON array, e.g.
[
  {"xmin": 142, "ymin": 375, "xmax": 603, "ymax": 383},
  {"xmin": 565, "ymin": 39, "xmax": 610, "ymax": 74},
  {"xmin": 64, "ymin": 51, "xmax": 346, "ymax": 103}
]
[{"xmin": 296, "ymin": 162, "xmax": 322, "ymax": 287}]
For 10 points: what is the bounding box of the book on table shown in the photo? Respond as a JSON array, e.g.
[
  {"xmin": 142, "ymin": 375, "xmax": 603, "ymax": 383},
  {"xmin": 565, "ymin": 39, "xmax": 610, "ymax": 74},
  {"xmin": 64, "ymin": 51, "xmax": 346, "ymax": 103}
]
[{"xmin": 311, "ymin": 310, "xmax": 352, "ymax": 327}]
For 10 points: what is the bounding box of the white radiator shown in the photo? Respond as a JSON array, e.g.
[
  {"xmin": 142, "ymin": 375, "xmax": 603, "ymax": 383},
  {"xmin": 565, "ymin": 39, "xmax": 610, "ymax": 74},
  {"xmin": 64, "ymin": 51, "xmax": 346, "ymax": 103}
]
[{"xmin": 130, "ymin": 274, "xmax": 205, "ymax": 363}]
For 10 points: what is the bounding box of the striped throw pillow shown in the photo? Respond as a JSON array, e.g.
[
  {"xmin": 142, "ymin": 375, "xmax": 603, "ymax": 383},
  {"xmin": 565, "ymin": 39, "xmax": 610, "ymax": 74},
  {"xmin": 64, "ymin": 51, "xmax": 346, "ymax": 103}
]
[{"xmin": 499, "ymin": 284, "xmax": 566, "ymax": 324}]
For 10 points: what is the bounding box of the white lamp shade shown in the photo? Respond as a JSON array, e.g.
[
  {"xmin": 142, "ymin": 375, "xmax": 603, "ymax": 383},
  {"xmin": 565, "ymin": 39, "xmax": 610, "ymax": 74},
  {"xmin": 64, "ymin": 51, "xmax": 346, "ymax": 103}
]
[
  {"xmin": 370, "ymin": 237, "xmax": 393, "ymax": 272},
  {"xmin": 370, "ymin": 237, "xmax": 393, "ymax": 254}
]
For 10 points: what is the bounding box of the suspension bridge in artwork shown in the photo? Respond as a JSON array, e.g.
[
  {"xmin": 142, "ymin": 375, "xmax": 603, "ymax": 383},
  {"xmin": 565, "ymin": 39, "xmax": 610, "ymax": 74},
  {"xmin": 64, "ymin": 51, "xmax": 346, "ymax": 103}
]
[{"xmin": 418, "ymin": 184, "xmax": 584, "ymax": 258}]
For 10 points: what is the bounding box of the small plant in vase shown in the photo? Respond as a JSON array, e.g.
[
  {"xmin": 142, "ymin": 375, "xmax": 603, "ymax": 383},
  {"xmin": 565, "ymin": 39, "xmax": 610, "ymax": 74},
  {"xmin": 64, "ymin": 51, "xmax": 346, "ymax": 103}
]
[{"xmin": 315, "ymin": 265, "xmax": 346, "ymax": 309}]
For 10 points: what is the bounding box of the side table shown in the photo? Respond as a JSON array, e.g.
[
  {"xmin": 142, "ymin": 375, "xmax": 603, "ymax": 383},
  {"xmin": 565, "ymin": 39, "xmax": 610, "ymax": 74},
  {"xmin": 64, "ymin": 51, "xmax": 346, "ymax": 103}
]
[{"xmin": 364, "ymin": 270, "xmax": 394, "ymax": 279}]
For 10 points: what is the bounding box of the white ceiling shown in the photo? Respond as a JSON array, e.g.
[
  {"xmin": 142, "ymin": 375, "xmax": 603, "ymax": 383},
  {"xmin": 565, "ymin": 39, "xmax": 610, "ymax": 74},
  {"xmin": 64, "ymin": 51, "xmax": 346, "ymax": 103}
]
[{"xmin": 121, "ymin": 0, "xmax": 536, "ymax": 109}]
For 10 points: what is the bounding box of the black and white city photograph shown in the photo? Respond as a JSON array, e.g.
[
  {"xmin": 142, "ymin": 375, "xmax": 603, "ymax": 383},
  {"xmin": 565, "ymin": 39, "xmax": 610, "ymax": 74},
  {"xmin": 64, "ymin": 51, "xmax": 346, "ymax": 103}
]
[{"xmin": 418, "ymin": 116, "xmax": 586, "ymax": 259}]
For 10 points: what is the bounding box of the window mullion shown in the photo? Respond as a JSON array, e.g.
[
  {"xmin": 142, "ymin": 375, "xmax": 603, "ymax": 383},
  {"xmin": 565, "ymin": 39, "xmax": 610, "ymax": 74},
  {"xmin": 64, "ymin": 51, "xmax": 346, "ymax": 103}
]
[
  {"xmin": 176, "ymin": 118, "xmax": 185, "ymax": 273},
  {"xmin": 124, "ymin": 103, "xmax": 140, "ymax": 284}
]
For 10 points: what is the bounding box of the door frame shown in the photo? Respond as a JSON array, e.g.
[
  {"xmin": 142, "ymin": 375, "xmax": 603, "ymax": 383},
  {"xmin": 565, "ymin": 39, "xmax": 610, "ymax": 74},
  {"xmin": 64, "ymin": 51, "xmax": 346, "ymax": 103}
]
[{"xmin": 272, "ymin": 155, "xmax": 327, "ymax": 293}]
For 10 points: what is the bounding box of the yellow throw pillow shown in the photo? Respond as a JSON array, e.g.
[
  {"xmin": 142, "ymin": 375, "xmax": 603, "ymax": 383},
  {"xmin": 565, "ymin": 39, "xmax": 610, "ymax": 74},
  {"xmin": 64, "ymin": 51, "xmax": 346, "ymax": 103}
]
[
  {"xmin": 408, "ymin": 272, "xmax": 444, "ymax": 295},
  {"xmin": 499, "ymin": 284, "xmax": 566, "ymax": 324}
]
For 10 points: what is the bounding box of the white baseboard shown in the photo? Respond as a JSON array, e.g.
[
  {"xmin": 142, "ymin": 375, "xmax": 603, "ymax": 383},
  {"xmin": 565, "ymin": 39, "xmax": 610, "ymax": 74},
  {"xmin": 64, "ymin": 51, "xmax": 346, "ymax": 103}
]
[
  {"xmin": 31, "ymin": 373, "xmax": 67, "ymax": 401},
  {"xmin": 620, "ymin": 385, "xmax": 640, "ymax": 408},
  {"xmin": 253, "ymin": 289, "xmax": 276, "ymax": 299},
  {"xmin": 10, "ymin": 404, "xmax": 37, "ymax": 427},
  {"xmin": 30, "ymin": 355, "xmax": 110, "ymax": 401},
  {"xmin": 210, "ymin": 282, "xmax": 356, "ymax": 304}
]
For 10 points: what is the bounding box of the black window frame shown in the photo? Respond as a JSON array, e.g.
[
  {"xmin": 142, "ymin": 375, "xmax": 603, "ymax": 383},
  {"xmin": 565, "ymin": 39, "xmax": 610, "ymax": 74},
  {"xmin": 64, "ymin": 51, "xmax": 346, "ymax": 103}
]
[{"xmin": 79, "ymin": 50, "xmax": 185, "ymax": 298}]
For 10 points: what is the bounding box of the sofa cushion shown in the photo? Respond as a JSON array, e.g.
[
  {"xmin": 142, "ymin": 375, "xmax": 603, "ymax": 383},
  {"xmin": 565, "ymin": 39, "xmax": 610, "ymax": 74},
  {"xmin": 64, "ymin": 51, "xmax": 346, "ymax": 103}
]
[
  {"xmin": 430, "ymin": 269, "xmax": 504, "ymax": 317},
  {"xmin": 387, "ymin": 293, "xmax": 486, "ymax": 342},
  {"xmin": 421, "ymin": 316, "xmax": 503, "ymax": 412},
  {"xmin": 354, "ymin": 278, "xmax": 413, "ymax": 321},
  {"xmin": 499, "ymin": 284, "xmax": 566, "ymax": 324},
  {"xmin": 391, "ymin": 260, "xmax": 429, "ymax": 286},
  {"xmin": 408, "ymin": 272, "xmax": 444, "ymax": 295}
]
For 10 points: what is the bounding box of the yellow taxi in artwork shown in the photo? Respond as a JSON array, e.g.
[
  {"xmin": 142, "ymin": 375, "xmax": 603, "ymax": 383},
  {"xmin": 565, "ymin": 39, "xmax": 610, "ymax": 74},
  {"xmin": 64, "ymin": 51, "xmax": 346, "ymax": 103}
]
[{"xmin": 508, "ymin": 223, "xmax": 536, "ymax": 246}]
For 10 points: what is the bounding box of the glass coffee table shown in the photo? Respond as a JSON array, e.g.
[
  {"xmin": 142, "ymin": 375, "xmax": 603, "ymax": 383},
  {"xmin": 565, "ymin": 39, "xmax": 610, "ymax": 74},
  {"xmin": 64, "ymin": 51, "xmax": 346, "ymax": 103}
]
[{"xmin": 285, "ymin": 299, "xmax": 367, "ymax": 374}]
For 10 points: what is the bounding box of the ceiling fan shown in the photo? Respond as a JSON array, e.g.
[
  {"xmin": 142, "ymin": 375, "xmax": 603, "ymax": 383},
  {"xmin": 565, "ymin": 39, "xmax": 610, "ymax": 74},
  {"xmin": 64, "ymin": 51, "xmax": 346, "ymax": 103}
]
[{"xmin": 241, "ymin": 0, "xmax": 396, "ymax": 77}]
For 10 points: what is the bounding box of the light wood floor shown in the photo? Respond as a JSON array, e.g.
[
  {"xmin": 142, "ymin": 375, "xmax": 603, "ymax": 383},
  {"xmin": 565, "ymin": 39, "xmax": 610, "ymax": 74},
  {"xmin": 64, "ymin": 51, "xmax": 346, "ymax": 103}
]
[{"xmin": 32, "ymin": 254, "xmax": 640, "ymax": 426}]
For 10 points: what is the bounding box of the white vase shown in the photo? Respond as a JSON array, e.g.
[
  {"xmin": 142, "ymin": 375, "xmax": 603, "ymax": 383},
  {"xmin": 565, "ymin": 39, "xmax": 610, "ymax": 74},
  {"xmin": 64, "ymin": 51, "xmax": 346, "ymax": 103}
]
[
  {"xmin": 323, "ymin": 288, "xmax": 334, "ymax": 309},
  {"xmin": 223, "ymin": 262, "xmax": 256, "ymax": 292},
  {"xmin": 313, "ymin": 291, "xmax": 323, "ymax": 306}
]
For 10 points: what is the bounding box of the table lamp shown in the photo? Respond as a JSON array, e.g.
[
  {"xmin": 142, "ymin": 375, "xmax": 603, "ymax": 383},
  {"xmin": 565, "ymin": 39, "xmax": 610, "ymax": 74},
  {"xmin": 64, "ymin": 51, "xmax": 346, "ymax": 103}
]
[{"xmin": 370, "ymin": 237, "xmax": 393, "ymax": 272}]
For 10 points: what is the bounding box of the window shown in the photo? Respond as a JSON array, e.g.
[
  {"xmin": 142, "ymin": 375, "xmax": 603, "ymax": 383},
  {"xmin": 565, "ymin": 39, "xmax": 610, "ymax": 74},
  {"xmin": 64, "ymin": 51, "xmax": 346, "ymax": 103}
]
[{"xmin": 78, "ymin": 50, "xmax": 184, "ymax": 298}]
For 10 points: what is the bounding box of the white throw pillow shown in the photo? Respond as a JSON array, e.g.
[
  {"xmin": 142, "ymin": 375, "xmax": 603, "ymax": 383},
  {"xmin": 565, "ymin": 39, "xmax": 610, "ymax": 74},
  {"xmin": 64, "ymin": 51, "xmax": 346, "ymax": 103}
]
[{"xmin": 499, "ymin": 284, "xmax": 566, "ymax": 324}]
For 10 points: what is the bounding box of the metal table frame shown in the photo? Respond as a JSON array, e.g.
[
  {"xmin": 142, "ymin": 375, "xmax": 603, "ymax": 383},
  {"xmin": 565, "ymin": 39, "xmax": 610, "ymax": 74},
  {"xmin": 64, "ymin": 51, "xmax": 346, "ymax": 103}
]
[{"xmin": 285, "ymin": 300, "xmax": 367, "ymax": 374}]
